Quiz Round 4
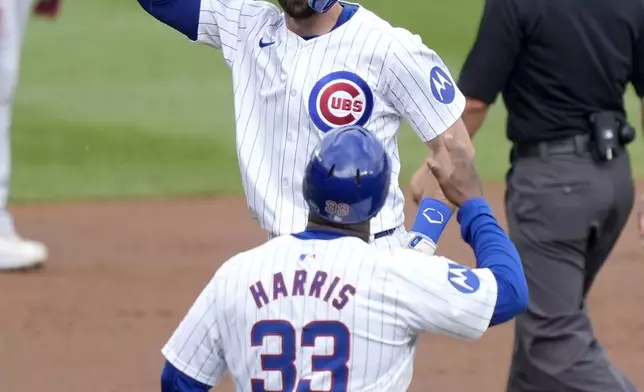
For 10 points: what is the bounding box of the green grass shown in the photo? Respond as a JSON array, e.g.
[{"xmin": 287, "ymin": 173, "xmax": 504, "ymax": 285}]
[{"xmin": 11, "ymin": 0, "xmax": 644, "ymax": 201}]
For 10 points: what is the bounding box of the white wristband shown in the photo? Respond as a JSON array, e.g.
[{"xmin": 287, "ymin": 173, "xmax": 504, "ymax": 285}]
[{"xmin": 406, "ymin": 232, "xmax": 437, "ymax": 256}]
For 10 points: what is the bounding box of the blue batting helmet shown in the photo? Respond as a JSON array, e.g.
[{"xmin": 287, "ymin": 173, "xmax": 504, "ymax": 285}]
[
  {"xmin": 303, "ymin": 125, "xmax": 391, "ymax": 224},
  {"xmin": 308, "ymin": 0, "xmax": 338, "ymax": 13}
]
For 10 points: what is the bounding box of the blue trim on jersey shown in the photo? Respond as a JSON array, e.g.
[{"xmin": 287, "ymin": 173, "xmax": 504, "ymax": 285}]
[
  {"xmin": 291, "ymin": 229, "xmax": 349, "ymax": 240},
  {"xmin": 161, "ymin": 361, "xmax": 211, "ymax": 392},
  {"xmin": 137, "ymin": 0, "xmax": 200, "ymax": 40},
  {"xmin": 457, "ymin": 198, "xmax": 529, "ymax": 326},
  {"xmin": 301, "ymin": 4, "xmax": 358, "ymax": 40}
]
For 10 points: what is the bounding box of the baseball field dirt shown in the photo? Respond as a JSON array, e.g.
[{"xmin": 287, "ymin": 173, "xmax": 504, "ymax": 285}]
[{"xmin": 0, "ymin": 183, "xmax": 642, "ymax": 392}]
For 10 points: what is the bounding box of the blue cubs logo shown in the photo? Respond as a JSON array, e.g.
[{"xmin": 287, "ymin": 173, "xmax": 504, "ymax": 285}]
[
  {"xmin": 429, "ymin": 66, "xmax": 456, "ymax": 104},
  {"xmin": 308, "ymin": 71, "xmax": 374, "ymax": 132},
  {"xmin": 447, "ymin": 264, "xmax": 480, "ymax": 294}
]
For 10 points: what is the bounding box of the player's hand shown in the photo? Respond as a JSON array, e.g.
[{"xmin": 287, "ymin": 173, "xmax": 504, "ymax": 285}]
[
  {"xmin": 638, "ymin": 192, "xmax": 644, "ymax": 248},
  {"xmin": 409, "ymin": 153, "xmax": 456, "ymax": 209},
  {"xmin": 410, "ymin": 164, "xmax": 426, "ymax": 206},
  {"xmin": 426, "ymin": 133, "xmax": 483, "ymax": 207}
]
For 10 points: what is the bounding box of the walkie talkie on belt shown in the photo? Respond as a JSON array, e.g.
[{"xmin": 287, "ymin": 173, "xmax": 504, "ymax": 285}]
[{"xmin": 588, "ymin": 111, "xmax": 636, "ymax": 162}]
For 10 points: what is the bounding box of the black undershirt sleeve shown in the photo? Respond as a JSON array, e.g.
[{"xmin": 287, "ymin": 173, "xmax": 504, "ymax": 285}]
[{"xmin": 458, "ymin": 0, "xmax": 523, "ymax": 104}]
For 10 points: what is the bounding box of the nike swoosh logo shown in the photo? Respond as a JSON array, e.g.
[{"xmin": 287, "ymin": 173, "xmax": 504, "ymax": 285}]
[{"xmin": 259, "ymin": 38, "xmax": 275, "ymax": 48}]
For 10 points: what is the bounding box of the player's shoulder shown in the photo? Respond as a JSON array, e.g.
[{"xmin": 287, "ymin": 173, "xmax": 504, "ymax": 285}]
[
  {"xmin": 354, "ymin": 4, "xmax": 435, "ymax": 54},
  {"xmin": 389, "ymin": 247, "xmax": 444, "ymax": 261},
  {"xmin": 385, "ymin": 248, "xmax": 454, "ymax": 275},
  {"xmin": 232, "ymin": 0, "xmax": 282, "ymax": 28},
  {"xmin": 234, "ymin": 0, "xmax": 280, "ymax": 13},
  {"xmin": 215, "ymin": 234, "xmax": 311, "ymax": 273},
  {"xmin": 201, "ymin": 0, "xmax": 280, "ymax": 16},
  {"xmin": 212, "ymin": 236, "xmax": 285, "ymax": 279}
]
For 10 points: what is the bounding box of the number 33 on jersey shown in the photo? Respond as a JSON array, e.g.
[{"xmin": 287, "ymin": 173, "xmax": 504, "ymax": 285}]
[{"xmin": 251, "ymin": 320, "xmax": 350, "ymax": 391}]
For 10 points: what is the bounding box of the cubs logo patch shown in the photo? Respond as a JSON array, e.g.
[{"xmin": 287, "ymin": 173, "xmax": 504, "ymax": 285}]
[{"xmin": 308, "ymin": 71, "xmax": 374, "ymax": 132}]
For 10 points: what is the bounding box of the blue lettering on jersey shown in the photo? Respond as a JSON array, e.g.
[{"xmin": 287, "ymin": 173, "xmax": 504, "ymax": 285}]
[
  {"xmin": 249, "ymin": 269, "xmax": 356, "ymax": 310},
  {"xmin": 447, "ymin": 264, "xmax": 480, "ymax": 294}
]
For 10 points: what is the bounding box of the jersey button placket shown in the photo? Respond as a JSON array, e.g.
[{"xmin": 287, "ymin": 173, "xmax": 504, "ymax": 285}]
[{"xmin": 286, "ymin": 52, "xmax": 303, "ymax": 161}]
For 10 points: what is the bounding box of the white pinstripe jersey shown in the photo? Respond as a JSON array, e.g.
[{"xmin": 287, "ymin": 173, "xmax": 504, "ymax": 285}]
[
  {"xmin": 193, "ymin": 0, "xmax": 466, "ymax": 241},
  {"xmin": 162, "ymin": 233, "xmax": 498, "ymax": 391}
]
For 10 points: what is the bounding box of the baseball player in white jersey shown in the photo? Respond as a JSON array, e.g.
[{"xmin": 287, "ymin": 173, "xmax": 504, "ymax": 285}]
[
  {"xmin": 159, "ymin": 125, "xmax": 529, "ymax": 392},
  {"xmin": 0, "ymin": 0, "xmax": 58, "ymax": 270},
  {"xmin": 138, "ymin": 0, "xmax": 475, "ymax": 251}
]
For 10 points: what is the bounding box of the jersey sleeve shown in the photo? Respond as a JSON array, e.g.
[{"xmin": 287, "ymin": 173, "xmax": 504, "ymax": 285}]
[
  {"xmin": 382, "ymin": 31, "xmax": 466, "ymax": 143},
  {"xmin": 161, "ymin": 271, "xmax": 228, "ymax": 387},
  {"xmin": 195, "ymin": 0, "xmax": 249, "ymax": 61},
  {"xmin": 138, "ymin": 0, "xmax": 253, "ymax": 63},
  {"xmin": 387, "ymin": 251, "xmax": 498, "ymax": 341}
]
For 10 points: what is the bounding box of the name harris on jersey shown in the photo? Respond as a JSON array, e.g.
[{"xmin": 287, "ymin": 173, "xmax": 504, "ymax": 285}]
[{"xmin": 248, "ymin": 263, "xmax": 356, "ymax": 311}]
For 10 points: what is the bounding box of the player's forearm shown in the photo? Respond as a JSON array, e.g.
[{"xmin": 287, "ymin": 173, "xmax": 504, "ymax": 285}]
[
  {"xmin": 462, "ymin": 98, "xmax": 489, "ymax": 138},
  {"xmin": 409, "ymin": 164, "xmax": 448, "ymax": 207},
  {"xmin": 161, "ymin": 361, "xmax": 211, "ymax": 392},
  {"xmin": 137, "ymin": 0, "xmax": 200, "ymax": 40},
  {"xmin": 457, "ymin": 198, "xmax": 529, "ymax": 326},
  {"xmin": 407, "ymin": 121, "xmax": 475, "ymax": 253},
  {"xmin": 414, "ymin": 118, "xmax": 475, "ymax": 208}
]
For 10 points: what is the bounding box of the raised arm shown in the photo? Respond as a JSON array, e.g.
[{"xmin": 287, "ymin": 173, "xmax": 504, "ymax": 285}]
[
  {"xmin": 399, "ymin": 134, "xmax": 528, "ymax": 337},
  {"xmin": 408, "ymin": 0, "xmax": 524, "ymax": 209},
  {"xmin": 390, "ymin": 210, "xmax": 527, "ymax": 341},
  {"xmin": 382, "ymin": 32, "xmax": 478, "ymax": 253},
  {"xmin": 382, "ymin": 32, "xmax": 474, "ymax": 158},
  {"xmin": 137, "ymin": 0, "xmax": 249, "ymax": 62}
]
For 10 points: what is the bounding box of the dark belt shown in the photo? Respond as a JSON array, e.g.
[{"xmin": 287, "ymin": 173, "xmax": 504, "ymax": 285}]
[
  {"xmin": 512, "ymin": 134, "xmax": 592, "ymax": 160},
  {"xmin": 374, "ymin": 228, "xmax": 396, "ymax": 239}
]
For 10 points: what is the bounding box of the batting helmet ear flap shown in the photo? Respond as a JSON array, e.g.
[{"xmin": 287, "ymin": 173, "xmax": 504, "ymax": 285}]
[
  {"xmin": 308, "ymin": 0, "xmax": 339, "ymax": 13},
  {"xmin": 303, "ymin": 125, "xmax": 391, "ymax": 224}
]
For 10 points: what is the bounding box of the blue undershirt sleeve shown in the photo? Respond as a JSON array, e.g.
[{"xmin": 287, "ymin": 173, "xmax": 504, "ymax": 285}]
[
  {"xmin": 137, "ymin": 0, "xmax": 201, "ymax": 40},
  {"xmin": 161, "ymin": 361, "xmax": 211, "ymax": 392},
  {"xmin": 457, "ymin": 197, "xmax": 529, "ymax": 326}
]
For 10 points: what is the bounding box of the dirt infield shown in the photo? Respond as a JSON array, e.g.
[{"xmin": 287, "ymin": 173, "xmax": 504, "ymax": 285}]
[{"xmin": 0, "ymin": 183, "xmax": 642, "ymax": 392}]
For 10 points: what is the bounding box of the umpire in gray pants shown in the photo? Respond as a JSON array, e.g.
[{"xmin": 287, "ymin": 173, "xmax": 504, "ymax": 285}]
[{"xmin": 411, "ymin": 0, "xmax": 644, "ymax": 390}]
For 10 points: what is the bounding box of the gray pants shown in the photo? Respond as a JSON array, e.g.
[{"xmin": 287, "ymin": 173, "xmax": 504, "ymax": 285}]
[{"xmin": 504, "ymin": 147, "xmax": 637, "ymax": 392}]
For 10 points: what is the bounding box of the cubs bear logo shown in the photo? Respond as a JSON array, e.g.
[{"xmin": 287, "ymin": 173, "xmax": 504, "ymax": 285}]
[{"xmin": 308, "ymin": 71, "xmax": 374, "ymax": 132}]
